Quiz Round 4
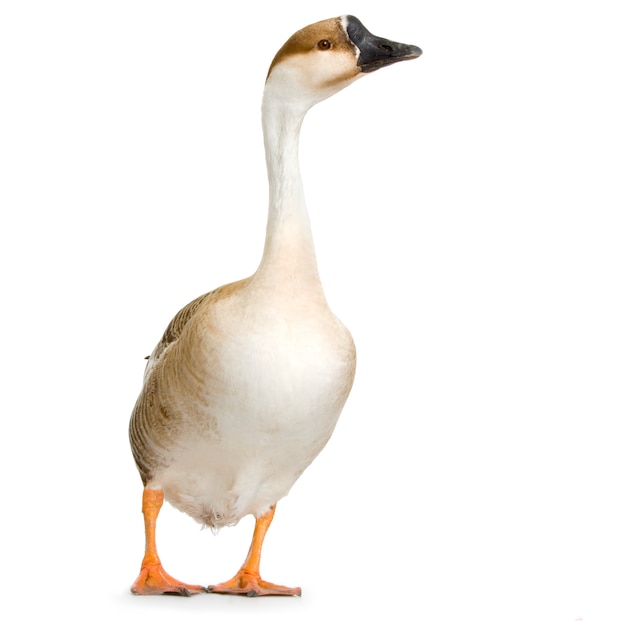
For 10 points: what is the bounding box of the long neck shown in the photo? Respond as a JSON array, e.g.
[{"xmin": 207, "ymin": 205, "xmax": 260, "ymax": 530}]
[{"xmin": 254, "ymin": 92, "xmax": 322, "ymax": 288}]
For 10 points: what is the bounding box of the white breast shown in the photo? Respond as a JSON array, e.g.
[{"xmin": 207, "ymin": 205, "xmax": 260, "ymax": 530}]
[{"xmin": 154, "ymin": 284, "xmax": 356, "ymax": 528}]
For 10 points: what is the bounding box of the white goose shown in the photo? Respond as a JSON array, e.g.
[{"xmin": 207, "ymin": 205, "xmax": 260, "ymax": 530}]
[{"xmin": 129, "ymin": 15, "xmax": 421, "ymax": 597}]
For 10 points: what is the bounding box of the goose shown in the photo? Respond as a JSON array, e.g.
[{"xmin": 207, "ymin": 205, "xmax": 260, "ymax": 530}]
[{"xmin": 129, "ymin": 15, "xmax": 421, "ymax": 597}]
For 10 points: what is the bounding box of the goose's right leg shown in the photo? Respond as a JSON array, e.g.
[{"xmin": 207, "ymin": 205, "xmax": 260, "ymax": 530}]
[{"xmin": 131, "ymin": 488, "xmax": 207, "ymax": 596}]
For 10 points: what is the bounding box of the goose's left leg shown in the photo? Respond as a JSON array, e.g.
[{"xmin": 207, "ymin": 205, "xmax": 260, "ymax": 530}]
[{"xmin": 208, "ymin": 504, "xmax": 301, "ymax": 597}]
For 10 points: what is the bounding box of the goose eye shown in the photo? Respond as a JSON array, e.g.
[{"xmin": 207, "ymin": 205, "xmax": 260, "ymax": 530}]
[{"xmin": 317, "ymin": 39, "xmax": 332, "ymax": 51}]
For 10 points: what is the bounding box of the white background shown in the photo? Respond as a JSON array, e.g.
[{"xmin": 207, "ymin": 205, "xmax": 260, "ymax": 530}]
[{"xmin": 1, "ymin": 1, "xmax": 624, "ymax": 625}]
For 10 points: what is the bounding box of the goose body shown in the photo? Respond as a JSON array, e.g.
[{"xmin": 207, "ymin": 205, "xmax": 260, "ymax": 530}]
[
  {"xmin": 135, "ymin": 276, "xmax": 355, "ymax": 529},
  {"xmin": 129, "ymin": 15, "xmax": 421, "ymax": 597}
]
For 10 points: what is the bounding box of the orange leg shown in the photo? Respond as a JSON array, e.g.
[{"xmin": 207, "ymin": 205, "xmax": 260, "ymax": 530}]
[
  {"xmin": 208, "ymin": 504, "xmax": 301, "ymax": 597},
  {"xmin": 131, "ymin": 488, "xmax": 206, "ymax": 596}
]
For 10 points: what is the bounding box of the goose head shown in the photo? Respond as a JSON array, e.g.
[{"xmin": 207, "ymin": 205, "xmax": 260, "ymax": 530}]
[{"xmin": 264, "ymin": 15, "xmax": 422, "ymax": 113}]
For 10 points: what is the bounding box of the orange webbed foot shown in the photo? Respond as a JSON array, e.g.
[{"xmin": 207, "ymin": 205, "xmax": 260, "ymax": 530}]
[
  {"xmin": 208, "ymin": 569, "xmax": 301, "ymax": 597},
  {"xmin": 131, "ymin": 562, "xmax": 207, "ymax": 596}
]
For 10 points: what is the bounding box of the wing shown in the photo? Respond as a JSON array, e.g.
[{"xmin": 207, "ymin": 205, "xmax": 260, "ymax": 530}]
[
  {"xmin": 145, "ymin": 278, "xmax": 249, "ymax": 368},
  {"xmin": 147, "ymin": 292, "xmax": 212, "ymax": 364},
  {"xmin": 130, "ymin": 278, "xmax": 249, "ymax": 484}
]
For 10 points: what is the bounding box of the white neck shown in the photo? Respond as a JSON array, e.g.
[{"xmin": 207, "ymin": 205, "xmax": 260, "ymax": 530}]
[{"xmin": 254, "ymin": 83, "xmax": 322, "ymax": 289}]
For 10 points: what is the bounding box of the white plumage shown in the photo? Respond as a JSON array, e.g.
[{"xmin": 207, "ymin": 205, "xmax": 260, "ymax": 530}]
[{"xmin": 129, "ymin": 15, "xmax": 420, "ymax": 597}]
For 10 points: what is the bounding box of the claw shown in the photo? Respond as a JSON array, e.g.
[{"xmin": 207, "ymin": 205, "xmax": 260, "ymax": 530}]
[
  {"xmin": 208, "ymin": 570, "xmax": 301, "ymax": 597},
  {"xmin": 131, "ymin": 562, "xmax": 207, "ymax": 596}
]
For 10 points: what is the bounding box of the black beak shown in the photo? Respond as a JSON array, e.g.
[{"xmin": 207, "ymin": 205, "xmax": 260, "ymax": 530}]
[{"xmin": 346, "ymin": 15, "xmax": 422, "ymax": 73}]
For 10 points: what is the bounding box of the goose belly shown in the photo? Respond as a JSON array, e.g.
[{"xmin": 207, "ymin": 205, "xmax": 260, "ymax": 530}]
[{"xmin": 154, "ymin": 313, "xmax": 356, "ymax": 527}]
